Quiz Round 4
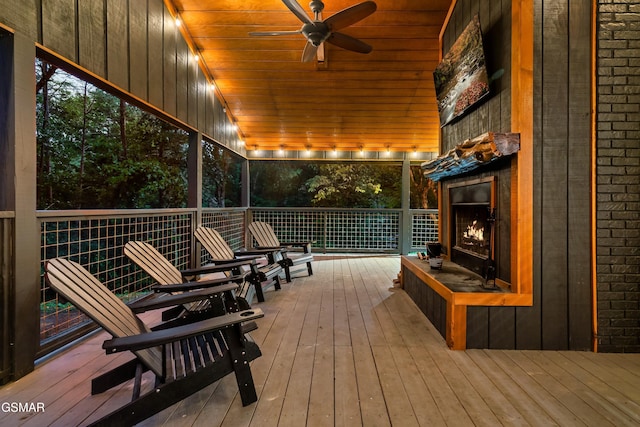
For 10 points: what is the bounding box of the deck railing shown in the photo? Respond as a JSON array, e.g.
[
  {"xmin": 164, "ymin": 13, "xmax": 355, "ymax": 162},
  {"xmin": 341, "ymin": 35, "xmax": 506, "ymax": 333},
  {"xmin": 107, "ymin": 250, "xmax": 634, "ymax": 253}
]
[
  {"xmin": 249, "ymin": 208, "xmax": 438, "ymax": 253},
  {"xmin": 34, "ymin": 207, "xmax": 438, "ymax": 352},
  {"xmin": 38, "ymin": 209, "xmax": 196, "ymax": 349}
]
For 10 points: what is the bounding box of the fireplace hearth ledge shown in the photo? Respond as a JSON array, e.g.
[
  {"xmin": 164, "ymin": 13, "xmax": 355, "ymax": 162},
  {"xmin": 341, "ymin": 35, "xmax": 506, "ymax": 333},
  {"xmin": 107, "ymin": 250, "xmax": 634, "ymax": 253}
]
[{"xmin": 400, "ymin": 255, "xmax": 533, "ymax": 350}]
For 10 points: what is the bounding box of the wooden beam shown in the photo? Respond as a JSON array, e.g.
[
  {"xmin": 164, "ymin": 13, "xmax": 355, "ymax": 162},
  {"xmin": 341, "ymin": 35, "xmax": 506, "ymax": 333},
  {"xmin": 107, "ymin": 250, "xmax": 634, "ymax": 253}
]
[
  {"xmin": 511, "ymin": 0, "xmax": 534, "ymax": 297},
  {"xmin": 421, "ymin": 132, "xmax": 520, "ymax": 181}
]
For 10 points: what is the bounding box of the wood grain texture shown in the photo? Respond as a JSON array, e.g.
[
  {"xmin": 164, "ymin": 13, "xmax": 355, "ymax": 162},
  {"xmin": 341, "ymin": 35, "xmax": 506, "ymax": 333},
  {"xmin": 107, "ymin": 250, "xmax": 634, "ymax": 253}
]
[
  {"xmin": 129, "ymin": 1, "xmax": 149, "ymax": 101},
  {"xmin": 78, "ymin": 1, "xmax": 106, "ymax": 78},
  {"xmin": 106, "ymin": 0, "xmax": 129, "ymax": 91},
  {"xmin": 164, "ymin": 0, "xmax": 452, "ymax": 153},
  {"xmin": 41, "ymin": 0, "xmax": 76, "ymax": 62},
  {"xmin": 2, "ymin": 256, "xmax": 637, "ymax": 427}
]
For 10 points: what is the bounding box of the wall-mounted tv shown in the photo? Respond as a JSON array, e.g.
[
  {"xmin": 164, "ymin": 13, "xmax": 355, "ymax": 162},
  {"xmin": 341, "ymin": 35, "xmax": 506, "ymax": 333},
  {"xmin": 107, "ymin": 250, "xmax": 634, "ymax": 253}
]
[{"xmin": 433, "ymin": 15, "xmax": 490, "ymax": 127}]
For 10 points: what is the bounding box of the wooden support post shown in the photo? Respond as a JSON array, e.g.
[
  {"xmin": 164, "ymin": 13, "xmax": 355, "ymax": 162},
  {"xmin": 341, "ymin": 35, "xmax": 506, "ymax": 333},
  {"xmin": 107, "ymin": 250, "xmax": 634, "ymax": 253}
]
[
  {"xmin": 401, "ymin": 158, "xmax": 411, "ymax": 255},
  {"xmin": 188, "ymin": 131, "xmax": 202, "ymax": 269},
  {"xmin": 446, "ymin": 302, "xmax": 467, "ymax": 350},
  {"xmin": 7, "ymin": 33, "xmax": 39, "ymax": 379}
]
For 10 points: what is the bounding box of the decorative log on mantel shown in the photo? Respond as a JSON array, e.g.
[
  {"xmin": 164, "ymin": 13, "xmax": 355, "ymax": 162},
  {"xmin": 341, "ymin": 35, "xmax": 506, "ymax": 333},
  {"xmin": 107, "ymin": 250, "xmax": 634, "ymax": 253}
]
[{"xmin": 422, "ymin": 132, "xmax": 520, "ymax": 181}]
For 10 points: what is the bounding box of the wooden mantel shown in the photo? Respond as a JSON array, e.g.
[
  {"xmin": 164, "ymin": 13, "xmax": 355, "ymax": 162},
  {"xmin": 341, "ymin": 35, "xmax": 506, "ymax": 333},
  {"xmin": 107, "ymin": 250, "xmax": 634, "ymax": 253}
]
[{"xmin": 421, "ymin": 132, "xmax": 520, "ymax": 181}]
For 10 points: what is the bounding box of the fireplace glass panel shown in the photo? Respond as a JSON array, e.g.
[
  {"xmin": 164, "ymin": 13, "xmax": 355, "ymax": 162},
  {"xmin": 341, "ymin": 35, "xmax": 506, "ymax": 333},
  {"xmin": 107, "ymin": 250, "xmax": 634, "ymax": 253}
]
[{"xmin": 453, "ymin": 204, "xmax": 490, "ymax": 258}]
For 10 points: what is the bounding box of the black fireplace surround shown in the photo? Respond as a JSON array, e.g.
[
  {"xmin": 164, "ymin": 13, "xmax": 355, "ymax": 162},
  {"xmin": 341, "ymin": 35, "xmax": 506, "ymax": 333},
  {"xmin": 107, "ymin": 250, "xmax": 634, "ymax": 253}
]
[{"xmin": 449, "ymin": 180, "xmax": 494, "ymax": 276}]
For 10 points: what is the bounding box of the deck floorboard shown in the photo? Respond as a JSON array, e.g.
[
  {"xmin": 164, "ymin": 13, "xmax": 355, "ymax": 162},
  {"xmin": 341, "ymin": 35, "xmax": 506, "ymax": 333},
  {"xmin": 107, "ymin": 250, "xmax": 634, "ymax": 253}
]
[{"xmin": 1, "ymin": 255, "xmax": 639, "ymax": 426}]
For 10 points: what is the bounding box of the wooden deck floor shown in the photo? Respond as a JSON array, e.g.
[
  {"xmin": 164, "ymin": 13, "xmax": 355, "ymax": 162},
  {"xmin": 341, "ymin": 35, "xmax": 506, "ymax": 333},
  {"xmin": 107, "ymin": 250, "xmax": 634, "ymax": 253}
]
[{"xmin": 2, "ymin": 255, "xmax": 640, "ymax": 426}]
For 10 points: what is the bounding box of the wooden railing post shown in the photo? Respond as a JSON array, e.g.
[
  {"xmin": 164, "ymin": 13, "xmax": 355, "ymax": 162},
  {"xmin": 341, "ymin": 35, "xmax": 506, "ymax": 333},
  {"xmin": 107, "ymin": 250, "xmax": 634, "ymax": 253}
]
[{"xmin": 5, "ymin": 32, "xmax": 39, "ymax": 379}]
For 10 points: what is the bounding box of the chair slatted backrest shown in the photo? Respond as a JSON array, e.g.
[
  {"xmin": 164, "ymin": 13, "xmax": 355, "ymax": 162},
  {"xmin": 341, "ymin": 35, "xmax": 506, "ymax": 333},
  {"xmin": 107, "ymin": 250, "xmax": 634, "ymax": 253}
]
[
  {"xmin": 248, "ymin": 222, "xmax": 281, "ymax": 247},
  {"xmin": 125, "ymin": 241, "xmax": 183, "ymax": 285},
  {"xmin": 194, "ymin": 227, "xmax": 236, "ymax": 261},
  {"xmin": 45, "ymin": 258, "xmax": 164, "ymax": 376}
]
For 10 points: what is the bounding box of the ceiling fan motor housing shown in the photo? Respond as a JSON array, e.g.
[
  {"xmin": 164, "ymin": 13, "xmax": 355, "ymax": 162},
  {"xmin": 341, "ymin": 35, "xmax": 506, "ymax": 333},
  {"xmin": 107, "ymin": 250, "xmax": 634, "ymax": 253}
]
[{"xmin": 302, "ymin": 22, "xmax": 330, "ymax": 46}]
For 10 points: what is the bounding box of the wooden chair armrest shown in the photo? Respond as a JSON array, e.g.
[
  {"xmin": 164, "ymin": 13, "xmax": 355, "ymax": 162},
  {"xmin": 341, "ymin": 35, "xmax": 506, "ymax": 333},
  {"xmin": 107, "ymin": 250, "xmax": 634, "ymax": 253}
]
[
  {"xmin": 151, "ymin": 275, "xmax": 244, "ymax": 293},
  {"xmin": 128, "ymin": 283, "xmax": 239, "ymax": 313},
  {"xmin": 180, "ymin": 259, "xmax": 255, "ymax": 277},
  {"xmin": 254, "ymin": 245, "xmax": 288, "ymax": 251},
  {"xmin": 103, "ymin": 308, "xmax": 264, "ymax": 353},
  {"xmin": 280, "ymin": 242, "xmax": 313, "ymax": 252},
  {"xmin": 235, "ymin": 248, "xmax": 285, "ymax": 256}
]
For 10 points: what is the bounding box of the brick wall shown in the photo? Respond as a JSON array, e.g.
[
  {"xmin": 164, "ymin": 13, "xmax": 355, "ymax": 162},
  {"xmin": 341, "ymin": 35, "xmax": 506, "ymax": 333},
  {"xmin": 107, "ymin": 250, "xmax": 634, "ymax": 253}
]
[{"xmin": 597, "ymin": 1, "xmax": 640, "ymax": 352}]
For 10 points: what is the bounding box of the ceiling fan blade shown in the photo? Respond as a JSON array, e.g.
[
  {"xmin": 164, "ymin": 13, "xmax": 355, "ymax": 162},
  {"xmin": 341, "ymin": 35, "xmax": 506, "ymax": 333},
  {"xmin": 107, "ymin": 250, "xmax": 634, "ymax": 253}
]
[
  {"xmin": 326, "ymin": 32, "xmax": 372, "ymax": 54},
  {"xmin": 302, "ymin": 41, "xmax": 318, "ymax": 62},
  {"xmin": 249, "ymin": 30, "xmax": 302, "ymax": 36},
  {"xmin": 282, "ymin": 0, "xmax": 313, "ymax": 24},
  {"xmin": 324, "ymin": 1, "xmax": 377, "ymax": 32}
]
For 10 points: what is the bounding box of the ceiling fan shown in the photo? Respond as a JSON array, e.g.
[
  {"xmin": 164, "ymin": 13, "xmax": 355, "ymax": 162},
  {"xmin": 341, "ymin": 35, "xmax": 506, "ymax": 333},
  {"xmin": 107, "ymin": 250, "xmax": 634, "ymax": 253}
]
[{"xmin": 249, "ymin": 0, "xmax": 377, "ymax": 62}]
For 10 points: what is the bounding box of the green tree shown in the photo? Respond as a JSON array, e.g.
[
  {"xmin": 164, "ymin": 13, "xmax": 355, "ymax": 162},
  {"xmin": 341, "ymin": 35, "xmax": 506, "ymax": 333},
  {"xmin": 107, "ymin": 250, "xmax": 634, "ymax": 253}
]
[
  {"xmin": 203, "ymin": 141, "xmax": 242, "ymax": 207},
  {"xmin": 36, "ymin": 59, "xmax": 189, "ymax": 209},
  {"xmin": 304, "ymin": 163, "xmax": 400, "ymax": 208},
  {"xmin": 410, "ymin": 165, "xmax": 438, "ymax": 209},
  {"xmin": 250, "ymin": 161, "xmax": 314, "ymax": 207}
]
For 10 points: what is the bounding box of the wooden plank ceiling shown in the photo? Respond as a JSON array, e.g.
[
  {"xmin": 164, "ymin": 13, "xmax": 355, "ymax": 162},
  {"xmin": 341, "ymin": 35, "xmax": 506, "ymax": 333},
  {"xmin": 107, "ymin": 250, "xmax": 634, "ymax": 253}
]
[{"xmin": 167, "ymin": 0, "xmax": 451, "ymax": 156}]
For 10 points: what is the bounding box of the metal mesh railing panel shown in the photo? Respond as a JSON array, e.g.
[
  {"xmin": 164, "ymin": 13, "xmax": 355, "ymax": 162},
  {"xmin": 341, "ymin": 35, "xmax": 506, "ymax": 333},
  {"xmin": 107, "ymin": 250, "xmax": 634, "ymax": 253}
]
[
  {"xmin": 200, "ymin": 209, "xmax": 247, "ymax": 264},
  {"xmin": 250, "ymin": 209, "xmax": 401, "ymax": 252},
  {"xmin": 250, "ymin": 210, "xmax": 325, "ymax": 249},
  {"xmin": 326, "ymin": 211, "xmax": 400, "ymax": 251},
  {"xmin": 39, "ymin": 211, "xmax": 195, "ymax": 342},
  {"xmin": 411, "ymin": 210, "xmax": 439, "ymax": 251}
]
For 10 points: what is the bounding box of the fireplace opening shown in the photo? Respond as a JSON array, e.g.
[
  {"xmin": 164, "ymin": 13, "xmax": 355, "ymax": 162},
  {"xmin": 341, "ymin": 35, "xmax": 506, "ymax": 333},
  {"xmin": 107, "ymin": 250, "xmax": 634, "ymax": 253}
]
[
  {"xmin": 454, "ymin": 205, "xmax": 490, "ymax": 257},
  {"xmin": 449, "ymin": 178, "xmax": 495, "ymax": 276}
]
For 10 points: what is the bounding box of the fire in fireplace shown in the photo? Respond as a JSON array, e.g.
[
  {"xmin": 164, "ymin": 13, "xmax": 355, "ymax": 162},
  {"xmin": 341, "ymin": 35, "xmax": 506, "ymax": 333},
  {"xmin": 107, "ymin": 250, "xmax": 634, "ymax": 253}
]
[
  {"xmin": 455, "ymin": 206, "xmax": 490, "ymax": 257},
  {"xmin": 449, "ymin": 177, "xmax": 495, "ymax": 276}
]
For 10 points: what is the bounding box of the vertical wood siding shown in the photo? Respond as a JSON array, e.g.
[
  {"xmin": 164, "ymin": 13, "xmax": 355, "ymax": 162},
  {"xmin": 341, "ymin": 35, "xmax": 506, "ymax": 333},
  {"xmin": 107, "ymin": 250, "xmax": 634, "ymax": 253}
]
[
  {"xmin": 441, "ymin": 0, "xmax": 592, "ymax": 350},
  {"xmin": 0, "ymin": 0, "xmax": 243, "ymax": 155}
]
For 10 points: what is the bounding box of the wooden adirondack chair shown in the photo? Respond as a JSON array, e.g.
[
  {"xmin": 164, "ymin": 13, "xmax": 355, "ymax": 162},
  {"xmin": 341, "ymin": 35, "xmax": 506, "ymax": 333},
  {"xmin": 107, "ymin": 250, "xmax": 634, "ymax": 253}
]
[
  {"xmin": 45, "ymin": 258, "xmax": 263, "ymax": 427},
  {"xmin": 194, "ymin": 226, "xmax": 284, "ymax": 304},
  {"xmin": 124, "ymin": 241, "xmax": 256, "ymax": 323},
  {"xmin": 248, "ymin": 221, "xmax": 314, "ymax": 282}
]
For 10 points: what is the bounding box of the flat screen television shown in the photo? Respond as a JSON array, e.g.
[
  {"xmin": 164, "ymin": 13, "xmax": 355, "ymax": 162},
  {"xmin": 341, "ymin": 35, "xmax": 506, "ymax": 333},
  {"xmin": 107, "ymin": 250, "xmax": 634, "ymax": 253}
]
[{"xmin": 433, "ymin": 15, "xmax": 490, "ymax": 127}]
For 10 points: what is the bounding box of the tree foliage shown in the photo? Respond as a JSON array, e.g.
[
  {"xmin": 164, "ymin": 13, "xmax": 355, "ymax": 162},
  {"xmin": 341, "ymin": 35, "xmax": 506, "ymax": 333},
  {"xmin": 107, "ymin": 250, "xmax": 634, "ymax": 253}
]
[
  {"xmin": 251, "ymin": 161, "xmax": 403, "ymax": 208},
  {"xmin": 35, "ymin": 59, "xmax": 434, "ymax": 211},
  {"xmin": 36, "ymin": 60, "xmax": 191, "ymax": 209},
  {"xmin": 250, "ymin": 161, "xmax": 315, "ymax": 207},
  {"xmin": 410, "ymin": 165, "xmax": 438, "ymax": 209},
  {"xmin": 305, "ymin": 163, "xmax": 395, "ymax": 208},
  {"xmin": 202, "ymin": 140, "xmax": 242, "ymax": 207}
]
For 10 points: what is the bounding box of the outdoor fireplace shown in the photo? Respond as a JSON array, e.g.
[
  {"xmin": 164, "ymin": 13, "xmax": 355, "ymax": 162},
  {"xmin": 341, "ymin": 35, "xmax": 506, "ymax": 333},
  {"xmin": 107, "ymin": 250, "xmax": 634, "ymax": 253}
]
[{"xmin": 449, "ymin": 177, "xmax": 495, "ymax": 276}]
